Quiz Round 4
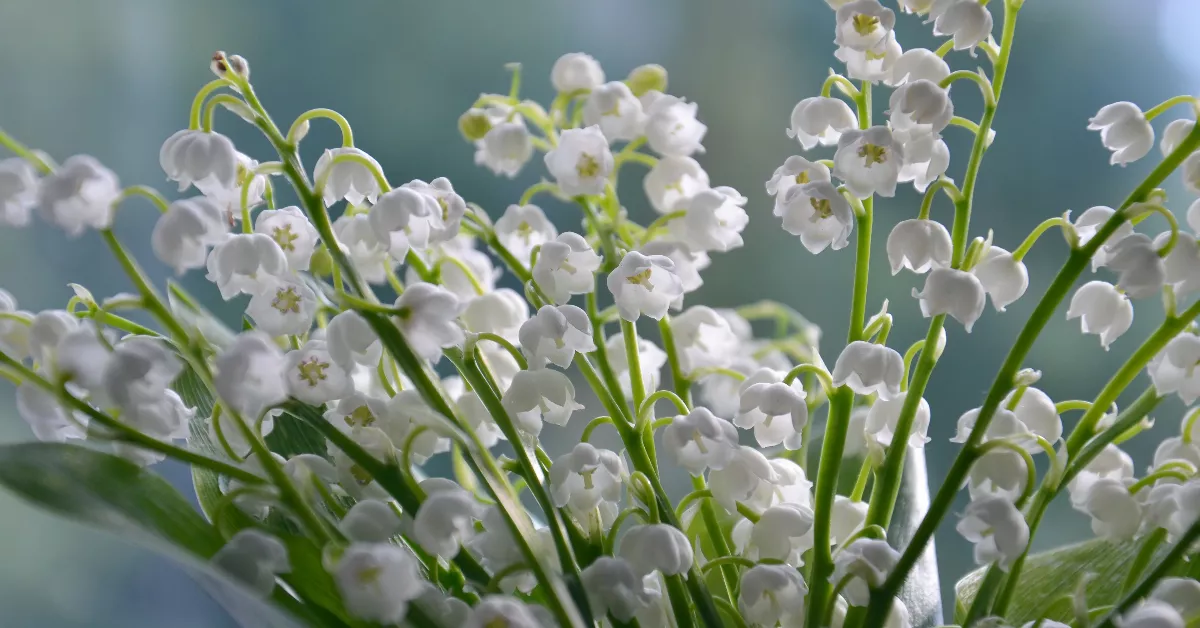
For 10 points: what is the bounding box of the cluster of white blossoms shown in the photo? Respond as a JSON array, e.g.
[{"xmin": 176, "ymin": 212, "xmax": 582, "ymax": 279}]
[{"xmin": 3, "ymin": 2, "xmax": 1200, "ymax": 628}]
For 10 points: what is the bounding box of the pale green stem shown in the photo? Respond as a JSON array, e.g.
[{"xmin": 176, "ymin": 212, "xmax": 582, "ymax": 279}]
[
  {"xmin": 287, "ymin": 108, "xmax": 354, "ymax": 146},
  {"xmin": 1011, "ymin": 217, "xmax": 1070, "ymax": 261}
]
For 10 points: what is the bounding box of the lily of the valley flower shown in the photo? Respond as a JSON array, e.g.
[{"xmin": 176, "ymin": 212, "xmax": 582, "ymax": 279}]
[
  {"xmin": 518, "ymin": 304, "xmax": 595, "ymax": 369},
  {"xmin": 619, "ymin": 524, "xmax": 694, "ymax": 576},
  {"xmin": 159, "ymin": 129, "xmax": 239, "ymax": 194},
  {"xmin": 888, "ymin": 48, "xmax": 951, "ymax": 86},
  {"xmin": 662, "ymin": 407, "xmax": 740, "ymax": 475},
  {"xmin": 412, "ymin": 485, "xmax": 484, "ymax": 559},
  {"xmin": 671, "ymin": 187, "xmax": 749, "ymax": 253},
  {"xmin": 246, "ymin": 275, "xmax": 318, "ymax": 336},
  {"xmin": 1104, "ymin": 233, "xmax": 1166, "ymax": 299},
  {"xmin": 888, "ymin": 79, "xmax": 953, "ymax": 134},
  {"xmin": 886, "ymin": 218, "xmax": 952, "ymax": 274},
  {"xmin": 777, "ymin": 180, "xmax": 856, "ymax": 253},
  {"xmin": 973, "ymin": 246, "xmax": 1029, "ymax": 312},
  {"xmin": 929, "ymin": 0, "xmax": 993, "ymax": 52},
  {"xmin": 789, "ymin": 97, "xmax": 859, "ymax": 150},
  {"xmin": 544, "ymin": 126, "xmax": 613, "ymax": 196},
  {"xmin": 333, "ymin": 543, "xmax": 425, "ymax": 623},
  {"xmin": 152, "ymin": 197, "xmax": 230, "ymax": 274},
  {"xmin": 494, "ymin": 204, "xmax": 557, "ymax": 263},
  {"xmin": 501, "ymin": 368, "xmax": 583, "ymax": 436},
  {"xmin": 583, "ymin": 81, "xmax": 647, "ymax": 142},
  {"xmin": 325, "ymin": 310, "xmax": 382, "ymax": 369},
  {"xmin": 912, "ymin": 266, "xmax": 987, "ymax": 332},
  {"xmin": 549, "ymin": 442, "xmax": 626, "ymax": 517},
  {"xmin": 551, "ymin": 52, "xmax": 605, "ymax": 93},
  {"xmin": 832, "ymin": 341, "xmax": 904, "ymax": 400},
  {"xmin": 608, "ymin": 250, "xmax": 685, "ymax": 321},
  {"xmin": 211, "ymin": 529, "xmax": 290, "ymax": 597},
  {"xmin": 1067, "ymin": 281, "xmax": 1133, "ymax": 349},
  {"xmin": 0, "ymin": 157, "xmax": 39, "ymax": 227},
  {"xmin": 580, "ymin": 557, "xmax": 659, "ymax": 622},
  {"xmin": 645, "ymin": 156, "xmax": 710, "ymax": 213},
  {"xmin": 831, "ymin": 538, "xmax": 901, "ymax": 606},
  {"xmin": 834, "ymin": 0, "xmax": 897, "ymax": 52},
  {"xmin": 735, "ymin": 368, "xmax": 808, "ymax": 449},
  {"xmin": 1088, "ymin": 101, "xmax": 1154, "ymax": 166},
  {"xmin": 37, "ymin": 155, "xmax": 121, "ymax": 237},
  {"xmin": 956, "ymin": 493, "xmax": 1029, "ymax": 571},
  {"xmin": 865, "ymin": 391, "xmax": 931, "ymax": 448},
  {"xmin": 205, "ymin": 233, "xmax": 289, "ymax": 300},
  {"xmin": 739, "ymin": 564, "xmax": 809, "ymax": 628},
  {"xmin": 284, "ymin": 340, "xmax": 353, "ymax": 405},
  {"xmin": 834, "ymin": 126, "xmax": 904, "ymax": 198},
  {"xmin": 393, "ymin": 283, "xmax": 464, "ymax": 362},
  {"xmin": 645, "ymin": 95, "xmax": 707, "ymax": 157},
  {"xmin": 533, "ymin": 232, "xmax": 602, "ymax": 304},
  {"xmin": 314, "ymin": 147, "xmax": 383, "ymax": 207},
  {"xmin": 214, "ymin": 332, "xmax": 290, "ymax": 419},
  {"xmin": 1149, "ymin": 334, "xmax": 1200, "ymax": 405}
]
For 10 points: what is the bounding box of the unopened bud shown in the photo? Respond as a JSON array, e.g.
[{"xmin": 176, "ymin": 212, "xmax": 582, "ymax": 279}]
[
  {"xmin": 308, "ymin": 246, "xmax": 334, "ymax": 277},
  {"xmin": 626, "ymin": 64, "xmax": 667, "ymax": 97},
  {"xmin": 1014, "ymin": 368, "xmax": 1042, "ymax": 387},
  {"xmin": 210, "ymin": 51, "xmax": 229, "ymax": 78},
  {"xmin": 227, "ymin": 54, "xmax": 250, "ymax": 78},
  {"xmin": 458, "ymin": 108, "xmax": 492, "ymax": 142}
]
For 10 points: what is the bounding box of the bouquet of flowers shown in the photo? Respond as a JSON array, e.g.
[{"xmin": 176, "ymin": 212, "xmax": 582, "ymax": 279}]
[{"xmin": 1, "ymin": 0, "xmax": 1199, "ymax": 626}]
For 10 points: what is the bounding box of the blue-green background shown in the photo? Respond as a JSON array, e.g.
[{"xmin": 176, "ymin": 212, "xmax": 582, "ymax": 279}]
[{"xmin": 2, "ymin": 1, "xmax": 1199, "ymax": 625}]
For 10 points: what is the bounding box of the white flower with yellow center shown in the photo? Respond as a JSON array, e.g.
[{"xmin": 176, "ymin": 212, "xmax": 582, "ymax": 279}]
[
  {"xmin": 543, "ymin": 126, "xmax": 613, "ymax": 196},
  {"xmin": 284, "ymin": 340, "xmax": 352, "ymax": 405},
  {"xmin": 607, "ymin": 250, "xmax": 684, "ymax": 321},
  {"xmin": 246, "ymin": 275, "xmax": 317, "ymax": 336},
  {"xmin": 834, "ymin": 126, "xmax": 904, "ymax": 198},
  {"xmin": 494, "ymin": 203, "xmax": 557, "ymax": 263}
]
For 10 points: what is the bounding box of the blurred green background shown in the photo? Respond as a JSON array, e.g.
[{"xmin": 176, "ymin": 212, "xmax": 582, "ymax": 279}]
[{"xmin": 2, "ymin": 0, "xmax": 1200, "ymax": 625}]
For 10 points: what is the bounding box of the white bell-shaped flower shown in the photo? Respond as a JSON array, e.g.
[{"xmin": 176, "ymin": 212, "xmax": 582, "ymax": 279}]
[
  {"xmin": 502, "ymin": 369, "xmax": 583, "ymax": 436},
  {"xmin": 152, "ymin": 197, "xmax": 229, "ymax": 275},
  {"xmin": 735, "ymin": 368, "xmax": 808, "ymax": 449},
  {"xmin": 1067, "ymin": 281, "xmax": 1133, "ymax": 350},
  {"xmin": 835, "ymin": 0, "xmax": 897, "ymax": 52},
  {"xmin": 583, "ymin": 81, "xmax": 647, "ymax": 142},
  {"xmin": 1154, "ymin": 437, "xmax": 1200, "ymax": 472},
  {"xmin": 1185, "ymin": 152, "xmax": 1200, "ymax": 195},
  {"xmin": 1073, "ymin": 206, "xmax": 1134, "ymax": 269},
  {"xmin": 913, "ymin": 266, "xmax": 986, "ymax": 332},
  {"xmin": 930, "ymin": 0, "xmax": 993, "ymax": 52},
  {"xmin": 645, "ymin": 95, "xmax": 707, "ymax": 157},
  {"xmin": 671, "ymin": 306, "xmax": 739, "ymax": 375},
  {"xmin": 51, "ymin": 324, "xmax": 112, "ymax": 404},
  {"xmin": 1149, "ymin": 334, "xmax": 1200, "ymax": 405},
  {"xmin": 381, "ymin": 390, "xmax": 451, "ymax": 464},
  {"xmin": 332, "ymin": 214, "xmax": 392, "ymax": 284},
  {"xmin": 393, "ymin": 283, "xmax": 464, "ymax": 362},
  {"xmin": 834, "ymin": 126, "xmax": 904, "ymax": 198},
  {"xmin": 831, "ymin": 538, "xmax": 900, "ymax": 606},
  {"xmin": 645, "ymin": 156, "xmax": 710, "ymax": 214},
  {"xmin": 205, "ymin": 233, "xmax": 289, "ymax": 300},
  {"xmin": 835, "ymin": 32, "xmax": 903, "ymax": 84},
  {"xmin": 896, "ymin": 130, "xmax": 951, "ymax": 192},
  {"xmin": 608, "ymin": 251, "xmax": 685, "ymax": 321},
  {"xmin": 36, "ymin": 155, "xmax": 120, "ymax": 237},
  {"xmin": 551, "ymin": 52, "xmax": 604, "ymax": 92},
  {"xmin": 662, "ymin": 407, "xmax": 740, "ymax": 475},
  {"xmin": 314, "ymin": 147, "xmax": 383, "ymax": 207},
  {"xmin": 768, "ymin": 458, "xmax": 816, "ymax": 509},
  {"xmin": 338, "ymin": 499, "xmax": 403, "ymax": 543},
  {"xmin": 738, "ymin": 503, "xmax": 816, "ymax": 564},
  {"xmin": 494, "ymin": 204, "xmax": 556, "ymax": 263},
  {"xmin": 159, "ymin": 129, "xmax": 239, "ymax": 195},
  {"xmin": 953, "ymin": 405, "xmax": 1041, "ymax": 451},
  {"xmin": 28, "ymin": 309, "xmax": 79, "ymax": 366},
  {"xmin": 326, "ymin": 310, "xmax": 382, "ymax": 369},
  {"xmin": 956, "ymin": 493, "xmax": 1029, "ymax": 571},
  {"xmin": 671, "ymin": 187, "xmax": 749, "ymax": 253},
  {"xmin": 250, "ymin": 207, "xmax": 317, "ymax": 272},
  {"xmin": 1075, "ymin": 476, "xmax": 1141, "ymax": 540},
  {"xmin": 1117, "ymin": 600, "xmax": 1186, "ymax": 628},
  {"xmin": 1105, "ymin": 233, "xmax": 1166, "ymax": 299},
  {"xmin": 0, "ymin": 157, "xmax": 39, "ymax": 227},
  {"xmin": 398, "ymin": 178, "xmax": 466, "ymax": 247},
  {"xmin": 544, "ymin": 126, "xmax": 613, "ymax": 197},
  {"xmin": 246, "ymin": 275, "xmax": 318, "ymax": 337},
  {"xmin": 581, "ymin": 557, "xmax": 659, "ymax": 622},
  {"xmin": 214, "ymin": 332, "xmax": 289, "ymax": 419},
  {"xmin": 461, "ymin": 289, "xmax": 529, "ymax": 340},
  {"xmin": 476, "ymin": 120, "xmax": 534, "ymax": 178},
  {"xmin": 831, "ymin": 495, "xmax": 870, "ymax": 546},
  {"xmin": 777, "ymin": 180, "xmax": 855, "ymax": 253},
  {"xmin": 518, "ymin": 304, "xmax": 594, "ymax": 369},
  {"xmin": 0, "ymin": 290, "xmax": 31, "ymax": 360},
  {"xmin": 550, "ymin": 442, "xmax": 625, "ymax": 516},
  {"xmin": 973, "ymin": 246, "xmax": 1029, "ymax": 312},
  {"xmin": 533, "ymin": 232, "xmax": 602, "ymax": 304},
  {"xmin": 1150, "ymin": 578, "xmax": 1200, "ymax": 619},
  {"xmin": 865, "ymin": 392, "xmax": 931, "ymax": 449},
  {"xmin": 605, "ymin": 331, "xmax": 667, "ymax": 397},
  {"xmin": 619, "ymin": 524, "xmax": 694, "ymax": 576},
  {"xmin": 710, "ymin": 446, "xmax": 778, "ymax": 512},
  {"xmin": 767, "ymin": 156, "xmax": 833, "ymax": 207},
  {"xmin": 413, "ymin": 486, "xmax": 484, "ymax": 559},
  {"xmin": 333, "ymin": 543, "xmax": 424, "ymax": 623},
  {"xmin": 211, "ymin": 529, "xmax": 290, "ymax": 597},
  {"xmin": 331, "ymin": 427, "xmax": 395, "ymax": 500},
  {"xmin": 1004, "ymin": 387, "xmax": 1062, "ymax": 446},
  {"xmin": 888, "ymin": 79, "xmax": 953, "ymax": 134},
  {"xmin": 789, "ymin": 97, "xmax": 859, "ymax": 150},
  {"xmin": 1156, "ymin": 231, "xmax": 1200, "ymax": 296},
  {"xmin": 443, "ymin": 377, "xmax": 505, "ymax": 449},
  {"xmin": 739, "ymin": 564, "xmax": 809, "ymax": 627},
  {"xmin": 1067, "ymin": 443, "xmax": 1134, "ymax": 507},
  {"xmin": 886, "ymin": 218, "xmax": 952, "ymax": 274},
  {"xmin": 640, "ymin": 241, "xmax": 708, "ymax": 300},
  {"xmin": 1088, "ymin": 101, "xmax": 1154, "ymax": 166},
  {"xmin": 1162, "ymin": 119, "xmax": 1196, "ymax": 158},
  {"xmin": 966, "ymin": 445, "xmax": 1029, "ymax": 501},
  {"xmin": 466, "ymin": 596, "xmax": 549, "ymax": 628},
  {"xmin": 283, "ymin": 340, "xmax": 352, "ymax": 405},
  {"xmin": 101, "ymin": 336, "xmax": 182, "ymax": 411},
  {"xmin": 832, "ymin": 341, "xmax": 904, "ymax": 400},
  {"xmin": 417, "ymin": 244, "xmax": 497, "ymax": 302},
  {"xmin": 888, "ymin": 48, "xmax": 951, "ymax": 86},
  {"xmin": 466, "ymin": 509, "xmax": 542, "ymax": 594},
  {"xmin": 15, "ymin": 383, "xmax": 87, "ymax": 443}
]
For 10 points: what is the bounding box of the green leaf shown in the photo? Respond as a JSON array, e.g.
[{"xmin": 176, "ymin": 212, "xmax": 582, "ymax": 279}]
[
  {"xmin": 0, "ymin": 442, "xmax": 308, "ymax": 628},
  {"xmin": 954, "ymin": 537, "xmax": 1185, "ymax": 624}
]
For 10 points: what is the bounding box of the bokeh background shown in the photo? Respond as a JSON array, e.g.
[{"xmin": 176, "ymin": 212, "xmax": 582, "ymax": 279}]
[{"xmin": 2, "ymin": 0, "xmax": 1200, "ymax": 625}]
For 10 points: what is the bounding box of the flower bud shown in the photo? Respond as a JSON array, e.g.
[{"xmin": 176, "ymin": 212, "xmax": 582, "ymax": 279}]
[{"xmin": 458, "ymin": 108, "xmax": 493, "ymax": 142}]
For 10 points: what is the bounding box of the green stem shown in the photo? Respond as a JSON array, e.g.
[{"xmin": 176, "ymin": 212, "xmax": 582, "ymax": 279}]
[
  {"xmin": 1121, "ymin": 529, "xmax": 1167, "ymax": 594},
  {"xmin": 917, "ymin": 178, "xmax": 961, "ymax": 221},
  {"xmin": 1143, "ymin": 95, "xmax": 1200, "ymax": 121},
  {"xmin": 1011, "ymin": 217, "xmax": 1069, "ymax": 261},
  {"xmin": 621, "ymin": 319, "xmax": 647, "ymax": 411},
  {"xmin": 1095, "ymin": 520, "xmax": 1200, "ymax": 628},
  {"xmin": 116, "ymin": 185, "xmax": 171, "ymax": 214},
  {"xmin": 188, "ymin": 79, "xmax": 233, "ymax": 130},
  {"xmin": 804, "ymin": 386, "xmax": 853, "ymax": 628},
  {"xmin": 287, "ymin": 108, "xmax": 354, "ymax": 146}
]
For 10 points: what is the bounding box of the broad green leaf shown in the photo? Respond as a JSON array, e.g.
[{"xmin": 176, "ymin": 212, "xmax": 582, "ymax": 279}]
[
  {"xmin": 954, "ymin": 537, "xmax": 1184, "ymax": 624},
  {"xmin": 0, "ymin": 442, "xmax": 308, "ymax": 628}
]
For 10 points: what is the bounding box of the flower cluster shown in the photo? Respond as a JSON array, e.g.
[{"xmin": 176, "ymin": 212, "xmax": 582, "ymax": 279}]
[{"xmin": 2, "ymin": 2, "xmax": 1200, "ymax": 628}]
